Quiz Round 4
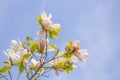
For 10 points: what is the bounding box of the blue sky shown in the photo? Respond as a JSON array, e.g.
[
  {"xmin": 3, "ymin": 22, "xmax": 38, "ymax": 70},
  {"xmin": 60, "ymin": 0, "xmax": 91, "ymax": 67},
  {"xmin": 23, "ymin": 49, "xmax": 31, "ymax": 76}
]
[{"xmin": 0, "ymin": 0, "xmax": 120, "ymax": 80}]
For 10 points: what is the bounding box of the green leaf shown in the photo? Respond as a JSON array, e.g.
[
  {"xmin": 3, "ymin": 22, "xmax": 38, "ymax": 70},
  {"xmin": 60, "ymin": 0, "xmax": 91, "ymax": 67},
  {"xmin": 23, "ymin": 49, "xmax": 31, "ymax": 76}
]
[
  {"xmin": 62, "ymin": 52, "xmax": 73, "ymax": 59},
  {"xmin": 67, "ymin": 41, "xmax": 72, "ymax": 49},
  {"xmin": 23, "ymin": 54, "xmax": 31, "ymax": 60},
  {"xmin": 15, "ymin": 61, "xmax": 21, "ymax": 66},
  {"xmin": 69, "ymin": 67, "xmax": 74, "ymax": 71},
  {"xmin": 65, "ymin": 69, "xmax": 69, "ymax": 74},
  {"xmin": 37, "ymin": 16, "xmax": 42, "ymax": 26},
  {"xmin": 52, "ymin": 31, "xmax": 59, "ymax": 38},
  {"xmin": 48, "ymin": 30, "xmax": 59, "ymax": 39},
  {"xmin": 0, "ymin": 66, "xmax": 11, "ymax": 73},
  {"xmin": 22, "ymin": 41, "xmax": 26, "ymax": 48},
  {"xmin": 30, "ymin": 42, "xmax": 38, "ymax": 53},
  {"xmin": 48, "ymin": 31, "xmax": 53, "ymax": 39},
  {"xmin": 53, "ymin": 27, "xmax": 61, "ymax": 32},
  {"xmin": 50, "ymin": 44, "xmax": 56, "ymax": 49},
  {"xmin": 26, "ymin": 36, "xmax": 32, "ymax": 41},
  {"xmin": 19, "ymin": 64, "xmax": 24, "ymax": 73},
  {"xmin": 56, "ymin": 62, "xmax": 65, "ymax": 67},
  {"xmin": 4, "ymin": 61, "xmax": 10, "ymax": 64}
]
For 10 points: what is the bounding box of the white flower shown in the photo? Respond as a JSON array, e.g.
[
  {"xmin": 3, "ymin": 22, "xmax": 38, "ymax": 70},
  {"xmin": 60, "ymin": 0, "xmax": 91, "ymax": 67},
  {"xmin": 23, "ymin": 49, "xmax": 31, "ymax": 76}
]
[
  {"xmin": 66, "ymin": 40, "xmax": 88, "ymax": 62},
  {"xmin": 37, "ymin": 11, "xmax": 61, "ymax": 36},
  {"xmin": 41, "ymin": 11, "xmax": 52, "ymax": 30},
  {"xmin": 4, "ymin": 40, "xmax": 28, "ymax": 62},
  {"xmin": 10, "ymin": 40, "xmax": 21, "ymax": 52}
]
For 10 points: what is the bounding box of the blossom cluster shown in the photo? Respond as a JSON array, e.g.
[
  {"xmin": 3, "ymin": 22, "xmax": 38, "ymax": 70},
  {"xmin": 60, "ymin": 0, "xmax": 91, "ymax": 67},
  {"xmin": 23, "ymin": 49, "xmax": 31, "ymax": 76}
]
[{"xmin": 0, "ymin": 11, "xmax": 88, "ymax": 80}]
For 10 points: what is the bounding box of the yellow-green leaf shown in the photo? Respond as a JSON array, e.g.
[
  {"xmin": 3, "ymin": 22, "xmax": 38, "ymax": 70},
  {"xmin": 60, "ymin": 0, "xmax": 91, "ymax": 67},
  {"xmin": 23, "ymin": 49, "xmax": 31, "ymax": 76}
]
[
  {"xmin": 26, "ymin": 36, "xmax": 32, "ymax": 41},
  {"xmin": 23, "ymin": 54, "xmax": 31, "ymax": 60},
  {"xmin": 0, "ymin": 66, "xmax": 11, "ymax": 73},
  {"xmin": 50, "ymin": 44, "xmax": 56, "ymax": 49},
  {"xmin": 30, "ymin": 42, "xmax": 38, "ymax": 53},
  {"xmin": 65, "ymin": 69, "xmax": 69, "ymax": 74},
  {"xmin": 19, "ymin": 64, "xmax": 24, "ymax": 73},
  {"xmin": 37, "ymin": 16, "xmax": 42, "ymax": 26},
  {"xmin": 53, "ymin": 27, "xmax": 61, "ymax": 32},
  {"xmin": 52, "ymin": 31, "xmax": 59, "ymax": 38},
  {"xmin": 67, "ymin": 41, "xmax": 72, "ymax": 49}
]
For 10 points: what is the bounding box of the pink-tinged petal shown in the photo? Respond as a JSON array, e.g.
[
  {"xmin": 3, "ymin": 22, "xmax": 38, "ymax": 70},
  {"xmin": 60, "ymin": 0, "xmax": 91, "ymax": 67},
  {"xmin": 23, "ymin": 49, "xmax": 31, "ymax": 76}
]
[
  {"xmin": 10, "ymin": 40, "xmax": 20, "ymax": 51},
  {"xmin": 36, "ymin": 38, "xmax": 49, "ymax": 54},
  {"xmin": 6, "ymin": 49, "xmax": 16, "ymax": 60},
  {"xmin": 42, "ymin": 18, "xmax": 52, "ymax": 30},
  {"xmin": 70, "ymin": 55, "xmax": 78, "ymax": 62},
  {"xmin": 41, "ymin": 11, "xmax": 52, "ymax": 30},
  {"xmin": 72, "ymin": 40, "xmax": 80, "ymax": 48},
  {"xmin": 37, "ymin": 29, "xmax": 46, "ymax": 35},
  {"xmin": 74, "ymin": 49, "xmax": 88, "ymax": 62},
  {"xmin": 41, "ymin": 11, "xmax": 47, "ymax": 19}
]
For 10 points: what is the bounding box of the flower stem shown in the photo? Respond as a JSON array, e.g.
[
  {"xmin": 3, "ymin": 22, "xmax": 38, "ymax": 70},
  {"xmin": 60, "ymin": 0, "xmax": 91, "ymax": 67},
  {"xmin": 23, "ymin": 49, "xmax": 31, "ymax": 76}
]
[{"xmin": 45, "ymin": 30, "xmax": 48, "ymax": 59}]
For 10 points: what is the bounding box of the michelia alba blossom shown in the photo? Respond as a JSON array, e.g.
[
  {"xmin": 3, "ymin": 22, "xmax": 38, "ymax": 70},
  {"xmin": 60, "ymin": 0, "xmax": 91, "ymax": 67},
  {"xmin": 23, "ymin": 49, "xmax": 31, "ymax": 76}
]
[
  {"xmin": 37, "ymin": 11, "xmax": 61, "ymax": 35},
  {"xmin": 4, "ymin": 40, "xmax": 28, "ymax": 63},
  {"xmin": 72, "ymin": 40, "xmax": 88, "ymax": 62},
  {"xmin": 41, "ymin": 11, "xmax": 52, "ymax": 30},
  {"xmin": 36, "ymin": 38, "xmax": 49, "ymax": 54}
]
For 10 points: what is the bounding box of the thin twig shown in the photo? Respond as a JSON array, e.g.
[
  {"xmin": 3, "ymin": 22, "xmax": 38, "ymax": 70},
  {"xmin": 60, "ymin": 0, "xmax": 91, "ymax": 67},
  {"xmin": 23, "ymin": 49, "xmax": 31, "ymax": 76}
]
[
  {"xmin": 0, "ymin": 73, "xmax": 8, "ymax": 80},
  {"xmin": 29, "ymin": 62, "xmax": 45, "ymax": 80},
  {"xmin": 32, "ymin": 54, "xmax": 39, "ymax": 60},
  {"xmin": 8, "ymin": 71, "xmax": 12, "ymax": 80},
  {"xmin": 45, "ymin": 30, "xmax": 48, "ymax": 59},
  {"xmin": 40, "ymin": 68, "xmax": 52, "ymax": 77},
  {"xmin": 24, "ymin": 64, "xmax": 30, "ymax": 80}
]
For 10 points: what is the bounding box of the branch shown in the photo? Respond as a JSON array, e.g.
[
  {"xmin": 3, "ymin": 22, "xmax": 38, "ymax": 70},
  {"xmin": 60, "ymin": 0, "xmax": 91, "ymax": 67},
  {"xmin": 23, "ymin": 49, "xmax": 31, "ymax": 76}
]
[
  {"xmin": 8, "ymin": 71, "xmax": 12, "ymax": 80},
  {"xmin": 24, "ymin": 64, "xmax": 30, "ymax": 80},
  {"xmin": 29, "ymin": 62, "xmax": 45, "ymax": 80},
  {"xmin": 0, "ymin": 73, "xmax": 8, "ymax": 80},
  {"xmin": 45, "ymin": 30, "xmax": 48, "ymax": 59}
]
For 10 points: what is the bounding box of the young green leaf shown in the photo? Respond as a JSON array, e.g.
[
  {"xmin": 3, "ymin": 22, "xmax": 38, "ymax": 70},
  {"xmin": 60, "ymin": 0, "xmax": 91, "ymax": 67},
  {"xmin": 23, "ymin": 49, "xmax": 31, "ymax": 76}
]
[
  {"xmin": 48, "ymin": 31, "xmax": 53, "ymax": 39},
  {"xmin": 67, "ymin": 41, "xmax": 72, "ymax": 49},
  {"xmin": 65, "ymin": 69, "xmax": 69, "ymax": 74},
  {"xmin": 4, "ymin": 61, "xmax": 10, "ymax": 65},
  {"xmin": 50, "ymin": 44, "xmax": 56, "ymax": 49},
  {"xmin": 62, "ymin": 52, "xmax": 73, "ymax": 59},
  {"xmin": 53, "ymin": 27, "xmax": 61, "ymax": 32},
  {"xmin": 26, "ymin": 36, "xmax": 32, "ymax": 41},
  {"xmin": 15, "ymin": 61, "xmax": 21, "ymax": 66},
  {"xmin": 30, "ymin": 42, "xmax": 38, "ymax": 53},
  {"xmin": 37, "ymin": 16, "xmax": 42, "ymax": 26},
  {"xmin": 23, "ymin": 54, "xmax": 31, "ymax": 60},
  {"xmin": 0, "ymin": 66, "xmax": 11, "ymax": 73},
  {"xmin": 52, "ymin": 31, "xmax": 59, "ymax": 38},
  {"xmin": 19, "ymin": 64, "xmax": 24, "ymax": 73},
  {"xmin": 22, "ymin": 41, "xmax": 26, "ymax": 48}
]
